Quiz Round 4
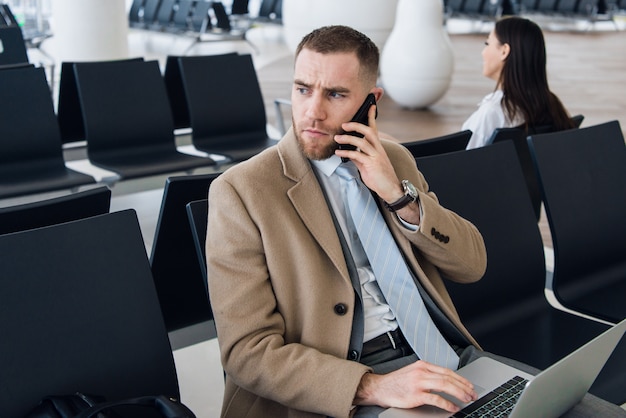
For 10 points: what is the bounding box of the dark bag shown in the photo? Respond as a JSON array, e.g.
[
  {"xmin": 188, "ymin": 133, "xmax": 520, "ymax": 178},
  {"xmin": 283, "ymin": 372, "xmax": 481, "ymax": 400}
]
[{"xmin": 24, "ymin": 393, "xmax": 196, "ymax": 418}]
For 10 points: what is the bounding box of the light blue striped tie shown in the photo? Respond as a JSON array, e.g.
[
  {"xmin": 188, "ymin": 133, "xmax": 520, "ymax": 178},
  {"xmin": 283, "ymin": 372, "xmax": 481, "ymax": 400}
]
[{"xmin": 335, "ymin": 164, "xmax": 459, "ymax": 370}]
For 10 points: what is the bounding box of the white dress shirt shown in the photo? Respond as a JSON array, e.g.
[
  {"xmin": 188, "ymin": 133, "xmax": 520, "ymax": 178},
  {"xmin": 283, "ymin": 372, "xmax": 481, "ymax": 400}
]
[
  {"xmin": 312, "ymin": 156, "xmax": 405, "ymax": 342},
  {"xmin": 463, "ymin": 90, "xmax": 524, "ymax": 150}
]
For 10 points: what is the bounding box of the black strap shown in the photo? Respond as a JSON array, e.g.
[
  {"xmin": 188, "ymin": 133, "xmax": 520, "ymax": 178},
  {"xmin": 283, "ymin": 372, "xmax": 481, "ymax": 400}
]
[{"xmin": 73, "ymin": 395, "xmax": 196, "ymax": 418}]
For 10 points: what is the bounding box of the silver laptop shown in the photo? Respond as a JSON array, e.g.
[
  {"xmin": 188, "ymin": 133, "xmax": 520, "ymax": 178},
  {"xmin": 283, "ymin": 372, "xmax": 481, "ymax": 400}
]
[{"xmin": 381, "ymin": 318, "xmax": 626, "ymax": 418}]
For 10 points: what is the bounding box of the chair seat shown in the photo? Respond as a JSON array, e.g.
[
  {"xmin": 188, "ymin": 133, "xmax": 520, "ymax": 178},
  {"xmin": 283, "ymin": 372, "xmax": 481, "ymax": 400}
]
[
  {"xmin": 0, "ymin": 66, "xmax": 96, "ymax": 199},
  {"xmin": 0, "ymin": 167, "xmax": 95, "ymax": 199},
  {"xmin": 553, "ymin": 264, "xmax": 626, "ymax": 324},
  {"xmin": 89, "ymin": 149, "xmax": 213, "ymax": 180},
  {"xmin": 193, "ymin": 135, "xmax": 279, "ymax": 162},
  {"xmin": 474, "ymin": 307, "xmax": 624, "ymax": 404}
]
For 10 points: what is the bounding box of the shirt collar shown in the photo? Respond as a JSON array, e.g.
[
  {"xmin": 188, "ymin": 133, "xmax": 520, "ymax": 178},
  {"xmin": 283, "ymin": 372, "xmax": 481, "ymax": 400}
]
[{"xmin": 310, "ymin": 155, "xmax": 344, "ymax": 178}]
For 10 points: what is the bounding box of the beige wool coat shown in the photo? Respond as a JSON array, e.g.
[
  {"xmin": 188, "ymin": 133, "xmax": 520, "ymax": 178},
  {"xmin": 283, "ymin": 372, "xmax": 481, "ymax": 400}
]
[{"xmin": 206, "ymin": 129, "xmax": 487, "ymax": 418}]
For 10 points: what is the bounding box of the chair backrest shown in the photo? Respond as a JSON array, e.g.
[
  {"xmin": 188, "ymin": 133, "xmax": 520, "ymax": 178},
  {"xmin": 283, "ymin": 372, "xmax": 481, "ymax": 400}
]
[
  {"xmin": 415, "ymin": 141, "xmax": 547, "ymax": 333},
  {"xmin": 57, "ymin": 58, "xmax": 144, "ymax": 144},
  {"xmin": 0, "ymin": 4, "xmax": 19, "ymax": 26},
  {"xmin": 401, "ymin": 130, "xmax": 472, "ymax": 159},
  {"xmin": 172, "ymin": 0, "xmax": 194, "ymax": 31},
  {"xmin": 0, "ymin": 186, "xmax": 111, "ymax": 235},
  {"xmin": 0, "ymin": 210, "xmax": 179, "ymax": 417},
  {"xmin": 231, "ymin": 0, "xmax": 250, "ymax": 15},
  {"xmin": 150, "ymin": 173, "xmax": 221, "ymax": 331},
  {"xmin": 445, "ymin": 0, "xmax": 465, "ymax": 13},
  {"xmin": 128, "ymin": 0, "xmax": 145, "ymax": 26},
  {"xmin": 178, "ymin": 53, "xmax": 268, "ymax": 149},
  {"xmin": 556, "ymin": 0, "xmax": 578, "ymax": 12},
  {"xmin": 0, "ymin": 66, "xmax": 66, "ymax": 175},
  {"xmin": 481, "ymin": 0, "xmax": 504, "ymax": 16},
  {"xmin": 536, "ymin": 0, "xmax": 558, "ymax": 11},
  {"xmin": 577, "ymin": 0, "xmax": 599, "ymax": 14},
  {"xmin": 190, "ymin": 0, "xmax": 212, "ymax": 32},
  {"xmin": 212, "ymin": 1, "xmax": 232, "ymax": 30},
  {"xmin": 73, "ymin": 59, "xmax": 178, "ymax": 159},
  {"xmin": 164, "ymin": 52, "xmax": 238, "ymax": 130},
  {"xmin": 258, "ymin": 0, "xmax": 278, "ymax": 18},
  {"xmin": 462, "ymin": 0, "xmax": 484, "ymax": 13},
  {"xmin": 0, "ymin": 26, "xmax": 29, "ymax": 66},
  {"xmin": 571, "ymin": 113, "xmax": 584, "ymax": 127},
  {"xmin": 487, "ymin": 114, "xmax": 585, "ymax": 221},
  {"xmin": 164, "ymin": 55, "xmax": 192, "ymax": 129},
  {"xmin": 273, "ymin": 0, "xmax": 282, "ymax": 19},
  {"xmin": 155, "ymin": 0, "xmax": 177, "ymax": 28},
  {"xmin": 527, "ymin": 120, "xmax": 626, "ymax": 322},
  {"xmin": 141, "ymin": 0, "xmax": 163, "ymax": 26},
  {"xmin": 185, "ymin": 198, "xmax": 209, "ymax": 282}
]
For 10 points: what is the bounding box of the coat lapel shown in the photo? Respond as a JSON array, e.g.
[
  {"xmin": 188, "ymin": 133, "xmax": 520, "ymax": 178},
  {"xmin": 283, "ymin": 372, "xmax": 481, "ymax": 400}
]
[{"xmin": 278, "ymin": 130, "xmax": 351, "ymax": 283}]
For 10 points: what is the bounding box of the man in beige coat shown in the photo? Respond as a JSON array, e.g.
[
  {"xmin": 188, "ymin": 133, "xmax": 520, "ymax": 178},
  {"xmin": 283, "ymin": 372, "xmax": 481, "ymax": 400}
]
[
  {"xmin": 207, "ymin": 25, "xmax": 486, "ymax": 417},
  {"xmin": 206, "ymin": 26, "xmax": 624, "ymax": 418}
]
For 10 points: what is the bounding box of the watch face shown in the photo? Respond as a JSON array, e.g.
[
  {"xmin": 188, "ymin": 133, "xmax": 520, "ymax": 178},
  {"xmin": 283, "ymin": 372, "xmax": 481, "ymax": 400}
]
[{"xmin": 403, "ymin": 180, "xmax": 418, "ymax": 198}]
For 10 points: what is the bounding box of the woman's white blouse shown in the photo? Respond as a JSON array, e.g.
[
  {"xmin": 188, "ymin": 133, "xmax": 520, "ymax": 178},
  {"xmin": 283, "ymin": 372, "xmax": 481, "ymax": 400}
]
[{"xmin": 462, "ymin": 90, "xmax": 524, "ymax": 149}]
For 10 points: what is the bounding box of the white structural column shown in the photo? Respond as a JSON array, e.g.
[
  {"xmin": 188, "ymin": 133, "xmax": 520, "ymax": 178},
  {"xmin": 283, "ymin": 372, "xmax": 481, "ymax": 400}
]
[
  {"xmin": 281, "ymin": 0, "xmax": 398, "ymax": 55},
  {"xmin": 50, "ymin": 0, "xmax": 129, "ymax": 62},
  {"xmin": 380, "ymin": 0, "xmax": 454, "ymax": 109}
]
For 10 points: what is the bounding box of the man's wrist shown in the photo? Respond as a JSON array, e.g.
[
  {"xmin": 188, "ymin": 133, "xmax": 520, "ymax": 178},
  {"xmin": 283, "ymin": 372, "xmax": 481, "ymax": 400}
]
[
  {"xmin": 353, "ymin": 372, "xmax": 378, "ymax": 406},
  {"xmin": 384, "ymin": 180, "xmax": 418, "ymax": 212}
]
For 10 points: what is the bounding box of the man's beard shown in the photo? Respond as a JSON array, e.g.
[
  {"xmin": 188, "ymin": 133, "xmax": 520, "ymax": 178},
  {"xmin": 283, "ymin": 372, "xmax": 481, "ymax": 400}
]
[{"xmin": 293, "ymin": 117, "xmax": 340, "ymax": 161}]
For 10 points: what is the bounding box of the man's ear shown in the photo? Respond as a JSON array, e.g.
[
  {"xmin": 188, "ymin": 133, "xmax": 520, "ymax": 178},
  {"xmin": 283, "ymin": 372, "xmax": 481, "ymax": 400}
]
[{"xmin": 371, "ymin": 86, "xmax": 384, "ymax": 102}]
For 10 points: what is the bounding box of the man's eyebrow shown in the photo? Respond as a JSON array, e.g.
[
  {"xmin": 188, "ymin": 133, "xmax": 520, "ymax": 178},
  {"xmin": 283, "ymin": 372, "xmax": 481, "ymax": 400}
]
[
  {"xmin": 293, "ymin": 79, "xmax": 311, "ymax": 87},
  {"xmin": 292, "ymin": 80, "xmax": 351, "ymax": 95}
]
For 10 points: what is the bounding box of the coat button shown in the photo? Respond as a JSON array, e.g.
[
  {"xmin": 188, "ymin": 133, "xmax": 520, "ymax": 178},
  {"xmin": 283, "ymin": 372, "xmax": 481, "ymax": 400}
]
[
  {"xmin": 334, "ymin": 303, "xmax": 348, "ymax": 315},
  {"xmin": 348, "ymin": 350, "xmax": 359, "ymax": 361}
]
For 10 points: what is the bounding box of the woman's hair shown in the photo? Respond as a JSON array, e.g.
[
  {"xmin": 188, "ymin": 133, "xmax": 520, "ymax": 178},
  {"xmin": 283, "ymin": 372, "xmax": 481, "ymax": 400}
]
[
  {"xmin": 295, "ymin": 25, "xmax": 380, "ymax": 88},
  {"xmin": 495, "ymin": 16, "xmax": 574, "ymax": 131}
]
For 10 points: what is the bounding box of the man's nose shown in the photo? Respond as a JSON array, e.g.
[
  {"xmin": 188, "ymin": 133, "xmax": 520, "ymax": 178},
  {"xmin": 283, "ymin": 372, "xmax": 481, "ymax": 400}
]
[{"xmin": 305, "ymin": 95, "xmax": 326, "ymax": 121}]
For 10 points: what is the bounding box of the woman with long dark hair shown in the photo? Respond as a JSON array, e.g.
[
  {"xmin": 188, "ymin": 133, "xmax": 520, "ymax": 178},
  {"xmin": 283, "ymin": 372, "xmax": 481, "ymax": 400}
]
[{"xmin": 463, "ymin": 16, "xmax": 574, "ymax": 149}]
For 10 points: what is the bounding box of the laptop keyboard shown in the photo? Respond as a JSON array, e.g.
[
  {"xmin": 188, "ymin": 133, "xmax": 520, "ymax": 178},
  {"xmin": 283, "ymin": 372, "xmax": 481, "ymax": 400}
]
[{"xmin": 451, "ymin": 375, "xmax": 528, "ymax": 417}]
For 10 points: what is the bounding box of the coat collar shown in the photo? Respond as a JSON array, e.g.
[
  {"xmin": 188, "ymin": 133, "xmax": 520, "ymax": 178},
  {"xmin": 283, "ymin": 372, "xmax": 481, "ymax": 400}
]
[{"xmin": 277, "ymin": 129, "xmax": 352, "ymax": 282}]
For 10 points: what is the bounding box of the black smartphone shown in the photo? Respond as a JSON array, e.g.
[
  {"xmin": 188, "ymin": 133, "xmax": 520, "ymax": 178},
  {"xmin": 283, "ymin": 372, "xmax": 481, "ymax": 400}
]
[{"xmin": 338, "ymin": 93, "xmax": 378, "ymax": 163}]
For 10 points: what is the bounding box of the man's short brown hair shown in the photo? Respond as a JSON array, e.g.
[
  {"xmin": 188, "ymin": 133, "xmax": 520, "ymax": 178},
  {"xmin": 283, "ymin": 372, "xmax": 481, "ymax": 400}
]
[{"xmin": 295, "ymin": 25, "xmax": 379, "ymax": 88}]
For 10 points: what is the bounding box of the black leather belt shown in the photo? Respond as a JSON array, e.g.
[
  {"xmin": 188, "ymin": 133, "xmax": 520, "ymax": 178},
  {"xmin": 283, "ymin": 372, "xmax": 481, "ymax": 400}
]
[{"xmin": 362, "ymin": 328, "xmax": 410, "ymax": 357}]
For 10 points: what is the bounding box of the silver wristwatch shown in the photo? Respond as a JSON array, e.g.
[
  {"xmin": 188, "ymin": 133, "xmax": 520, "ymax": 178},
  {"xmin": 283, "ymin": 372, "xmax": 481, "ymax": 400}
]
[{"xmin": 384, "ymin": 180, "xmax": 418, "ymax": 212}]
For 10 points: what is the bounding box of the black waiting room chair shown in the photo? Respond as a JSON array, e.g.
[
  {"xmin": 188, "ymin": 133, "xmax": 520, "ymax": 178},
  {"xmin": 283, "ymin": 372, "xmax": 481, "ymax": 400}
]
[
  {"xmin": 0, "ymin": 210, "xmax": 180, "ymax": 417},
  {"xmin": 0, "ymin": 186, "xmax": 111, "ymax": 235},
  {"xmin": 415, "ymin": 141, "xmax": 625, "ymax": 404},
  {"xmin": 527, "ymin": 120, "xmax": 626, "ymax": 325},
  {"xmin": 185, "ymin": 198, "xmax": 209, "ymax": 284},
  {"xmin": 486, "ymin": 114, "xmax": 584, "ymax": 221},
  {"xmin": 0, "ymin": 66, "xmax": 96, "ymax": 199},
  {"xmin": 401, "ymin": 130, "xmax": 472, "ymax": 159},
  {"xmin": 176, "ymin": 53, "xmax": 279, "ymax": 162},
  {"xmin": 72, "ymin": 58, "xmax": 216, "ymax": 180},
  {"xmin": 150, "ymin": 173, "xmax": 221, "ymax": 336},
  {"xmin": 0, "ymin": 26, "xmax": 29, "ymax": 68}
]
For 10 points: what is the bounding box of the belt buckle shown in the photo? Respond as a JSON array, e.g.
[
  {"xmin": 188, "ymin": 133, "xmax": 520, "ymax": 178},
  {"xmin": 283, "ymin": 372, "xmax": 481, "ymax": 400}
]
[{"xmin": 386, "ymin": 331, "xmax": 397, "ymax": 350}]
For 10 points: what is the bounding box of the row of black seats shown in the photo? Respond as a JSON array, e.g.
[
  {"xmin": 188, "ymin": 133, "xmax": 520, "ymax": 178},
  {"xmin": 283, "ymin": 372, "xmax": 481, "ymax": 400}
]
[
  {"xmin": 1, "ymin": 119, "xmax": 623, "ymax": 412},
  {"xmin": 129, "ymin": 0, "xmax": 282, "ymax": 36},
  {"xmin": 444, "ymin": 0, "xmax": 623, "ymax": 20},
  {"xmin": 0, "ymin": 53, "xmax": 277, "ymax": 199}
]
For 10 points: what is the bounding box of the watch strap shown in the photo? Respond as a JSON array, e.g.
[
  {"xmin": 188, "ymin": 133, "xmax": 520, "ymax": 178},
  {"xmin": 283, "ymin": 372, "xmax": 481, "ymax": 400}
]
[{"xmin": 384, "ymin": 194, "xmax": 414, "ymax": 212}]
